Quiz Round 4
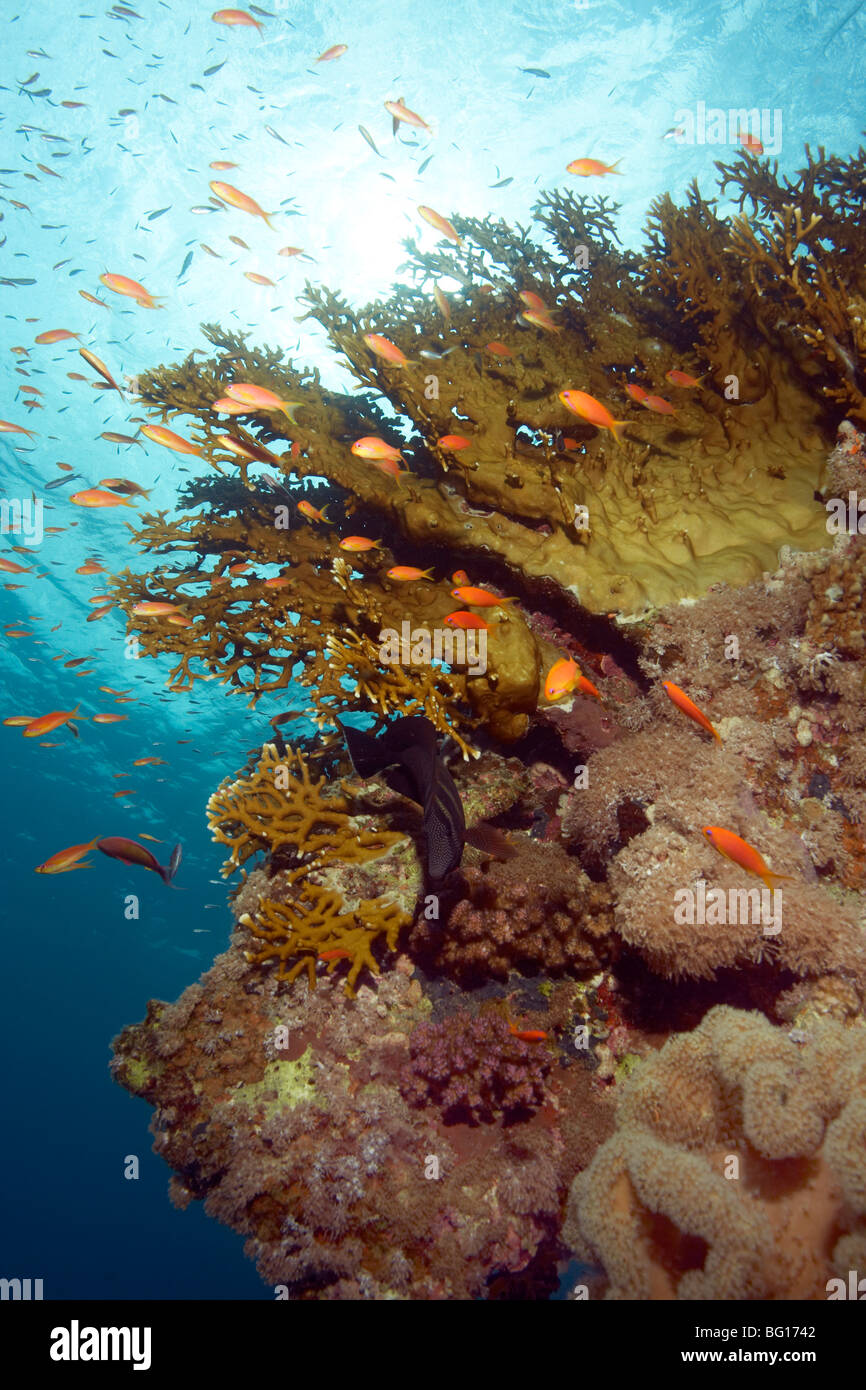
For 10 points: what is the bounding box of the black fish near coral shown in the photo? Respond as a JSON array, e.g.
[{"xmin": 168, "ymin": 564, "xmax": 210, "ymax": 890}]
[
  {"xmin": 337, "ymin": 715, "xmax": 514, "ymax": 880},
  {"xmin": 337, "ymin": 715, "xmax": 466, "ymax": 880}
]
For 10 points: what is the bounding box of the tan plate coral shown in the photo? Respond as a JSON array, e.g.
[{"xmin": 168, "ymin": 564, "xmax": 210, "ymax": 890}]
[{"xmin": 108, "ymin": 143, "xmax": 865, "ymax": 741}]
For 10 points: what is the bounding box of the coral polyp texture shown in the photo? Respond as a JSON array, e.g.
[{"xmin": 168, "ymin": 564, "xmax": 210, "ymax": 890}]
[
  {"xmin": 110, "ymin": 142, "xmax": 866, "ymax": 1300},
  {"xmin": 564, "ymin": 1005, "xmax": 866, "ymax": 1299}
]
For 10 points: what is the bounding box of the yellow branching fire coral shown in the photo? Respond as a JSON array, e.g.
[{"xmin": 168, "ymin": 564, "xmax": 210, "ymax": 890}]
[
  {"xmin": 207, "ymin": 742, "xmax": 411, "ymax": 995},
  {"xmin": 240, "ymin": 881, "xmax": 408, "ymax": 995},
  {"xmin": 206, "ymin": 742, "xmax": 404, "ymax": 875},
  {"xmin": 564, "ymin": 1005, "xmax": 866, "ymax": 1299},
  {"xmin": 109, "ymin": 145, "xmax": 865, "ymax": 743}
]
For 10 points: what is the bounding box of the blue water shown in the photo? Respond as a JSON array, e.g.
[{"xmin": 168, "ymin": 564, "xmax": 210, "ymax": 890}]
[{"xmin": 1, "ymin": 0, "xmax": 863, "ymax": 1299}]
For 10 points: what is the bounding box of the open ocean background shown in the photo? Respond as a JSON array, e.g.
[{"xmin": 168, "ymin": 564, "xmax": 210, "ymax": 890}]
[{"xmin": 1, "ymin": 0, "xmax": 863, "ymax": 1298}]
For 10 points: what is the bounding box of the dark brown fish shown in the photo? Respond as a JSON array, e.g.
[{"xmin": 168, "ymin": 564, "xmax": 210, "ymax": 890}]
[{"xmin": 337, "ymin": 715, "xmax": 466, "ymax": 880}]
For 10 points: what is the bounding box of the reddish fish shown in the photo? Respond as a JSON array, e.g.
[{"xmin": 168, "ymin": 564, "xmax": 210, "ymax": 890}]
[
  {"xmin": 97, "ymin": 836, "xmax": 182, "ymax": 884},
  {"xmin": 209, "ymin": 181, "xmax": 274, "ymax": 228}
]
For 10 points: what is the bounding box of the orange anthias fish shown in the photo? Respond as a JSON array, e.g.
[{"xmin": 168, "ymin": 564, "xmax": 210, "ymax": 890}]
[
  {"xmin": 210, "ymin": 160, "xmax": 239, "ymax": 170},
  {"xmin": 566, "ymin": 157, "xmax": 621, "ymax": 177},
  {"xmin": 209, "ymin": 181, "xmax": 274, "ymax": 229},
  {"xmin": 370, "ymin": 456, "xmax": 406, "ymax": 483},
  {"xmin": 0, "ymin": 420, "xmax": 36, "ymax": 437},
  {"xmin": 97, "ymin": 836, "xmax": 182, "ymax": 884},
  {"xmin": 451, "ymin": 585, "xmax": 514, "ymax": 607},
  {"xmin": 351, "ymin": 436, "xmax": 403, "ymax": 462},
  {"xmin": 132, "ymin": 602, "xmax": 182, "ymax": 616},
  {"xmin": 244, "ymin": 271, "xmax": 276, "ymax": 287},
  {"xmin": 738, "ymin": 129, "xmax": 763, "ymax": 154},
  {"xmin": 438, "ymin": 435, "xmax": 472, "ymax": 451},
  {"xmin": 444, "ymin": 610, "xmax": 491, "ymax": 630},
  {"xmin": 544, "ymin": 657, "xmax": 580, "ymax": 702},
  {"xmin": 559, "ymin": 389, "xmax": 627, "ymax": 443},
  {"xmin": 34, "ymin": 329, "xmax": 80, "ymax": 344},
  {"xmin": 522, "ymin": 308, "xmax": 560, "ymax": 334},
  {"xmin": 625, "ymin": 383, "xmax": 649, "ymax": 403},
  {"xmin": 417, "ymin": 205, "xmax": 461, "ymax": 245},
  {"xmin": 76, "ymin": 561, "xmax": 105, "ymax": 574},
  {"xmin": 140, "ymin": 424, "xmax": 201, "ymax": 455},
  {"xmin": 508, "ymin": 1022, "xmax": 548, "ymax": 1042},
  {"xmin": 339, "ymin": 536, "xmax": 382, "ymax": 552},
  {"xmin": 212, "ymin": 8, "xmax": 263, "ymax": 30},
  {"xmin": 99, "ymin": 273, "xmax": 162, "ymax": 308},
  {"xmin": 35, "ymin": 839, "xmax": 99, "ymax": 874},
  {"xmin": 0, "ymin": 557, "xmax": 31, "ymax": 574},
  {"xmin": 362, "ymin": 333, "xmax": 413, "ymax": 367},
  {"xmin": 662, "ymin": 681, "xmax": 721, "ymax": 742},
  {"xmin": 79, "ymin": 290, "xmax": 111, "ymax": 310},
  {"xmin": 387, "ymin": 566, "xmax": 434, "ymax": 581},
  {"xmin": 225, "ymin": 383, "xmax": 304, "ymax": 424},
  {"xmin": 297, "ymin": 500, "xmax": 331, "ymax": 524},
  {"xmin": 433, "ymin": 285, "xmax": 451, "ymax": 322},
  {"xmin": 71, "ymin": 489, "xmax": 136, "ymax": 508},
  {"xmin": 452, "ymin": 570, "xmax": 470, "ymax": 585},
  {"xmin": 23, "ymin": 704, "xmax": 83, "ymax": 737},
  {"xmin": 384, "ymin": 98, "xmax": 431, "ymax": 132},
  {"xmin": 641, "ymin": 394, "xmax": 676, "ymax": 416},
  {"xmin": 93, "ymin": 713, "xmax": 128, "ymax": 724},
  {"xmin": 701, "ymin": 827, "xmax": 793, "ymax": 890},
  {"xmin": 316, "ymin": 43, "xmax": 347, "ymax": 61},
  {"xmin": 486, "ymin": 341, "xmax": 513, "ymax": 357},
  {"xmin": 212, "ymin": 397, "xmax": 247, "ymax": 414},
  {"xmin": 216, "ymin": 434, "xmax": 278, "ymax": 464},
  {"xmin": 665, "ymin": 369, "xmax": 705, "ymax": 388},
  {"xmin": 79, "ymin": 348, "xmax": 121, "ymax": 391}
]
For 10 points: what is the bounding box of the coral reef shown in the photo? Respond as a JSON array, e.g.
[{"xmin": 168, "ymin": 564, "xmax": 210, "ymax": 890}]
[
  {"xmin": 399, "ymin": 1011, "xmax": 553, "ymax": 1123},
  {"xmin": 111, "ymin": 946, "xmax": 614, "ymax": 1299},
  {"xmin": 207, "ymin": 741, "xmax": 412, "ymax": 994},
  {"xmin": 108, "ymin": 142, "xmax": 866, "ymax": 1300},
  {"xmin": 411, "ymin": 834, "xmax": 614, "ymax": 982},
  {"xmin": 564, "ymin": 1005, "xmax": 866, "ymax": 1299}
]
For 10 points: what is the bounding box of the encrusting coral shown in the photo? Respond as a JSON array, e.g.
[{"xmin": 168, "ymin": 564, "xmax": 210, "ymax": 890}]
[
  {"xmin": 399, "ymin": 1011, "xmax": 553, "ymax": 1124},
  {"xmin": 564, "ymin": 1005, "xmax": 866, "ymax": 1299},
  {"xmin": 111, "ymin": 949, "xmax": 614, "ymax": 1299}
]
